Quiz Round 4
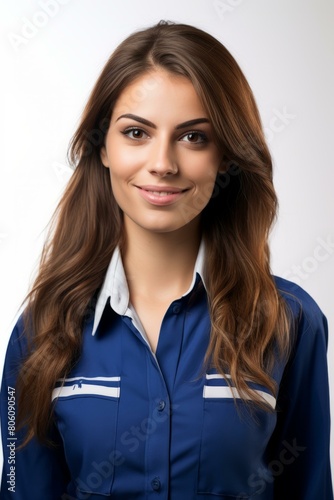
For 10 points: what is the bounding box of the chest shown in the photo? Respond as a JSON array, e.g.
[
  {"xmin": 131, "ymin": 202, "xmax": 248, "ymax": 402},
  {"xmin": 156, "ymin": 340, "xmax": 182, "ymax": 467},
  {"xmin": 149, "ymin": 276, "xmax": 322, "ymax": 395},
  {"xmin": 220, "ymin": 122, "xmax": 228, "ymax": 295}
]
[{"xmin": 53, "ymin": 295, "xmax": 281, "ymax": 499}]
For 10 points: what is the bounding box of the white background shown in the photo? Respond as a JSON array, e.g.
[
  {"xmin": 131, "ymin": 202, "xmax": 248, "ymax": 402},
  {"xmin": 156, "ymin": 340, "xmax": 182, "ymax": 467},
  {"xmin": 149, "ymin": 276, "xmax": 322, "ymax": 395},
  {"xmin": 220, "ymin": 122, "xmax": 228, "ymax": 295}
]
[{"xmin": 0, "ymin": 0, "xmax": 333, "ymax": 479}]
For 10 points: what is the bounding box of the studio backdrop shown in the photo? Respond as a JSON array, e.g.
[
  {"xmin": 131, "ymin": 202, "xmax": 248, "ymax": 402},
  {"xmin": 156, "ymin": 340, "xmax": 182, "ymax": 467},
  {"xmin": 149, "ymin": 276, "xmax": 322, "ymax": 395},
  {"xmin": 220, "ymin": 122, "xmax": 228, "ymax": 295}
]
[{"xmin": 0, "ymin": 0, "xmax": 333, "ymax": 477}]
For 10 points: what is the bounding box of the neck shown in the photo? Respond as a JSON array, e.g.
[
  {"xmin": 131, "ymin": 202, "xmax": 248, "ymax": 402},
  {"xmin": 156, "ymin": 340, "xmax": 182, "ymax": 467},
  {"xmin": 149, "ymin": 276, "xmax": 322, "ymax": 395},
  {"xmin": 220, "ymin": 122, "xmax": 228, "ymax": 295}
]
[{"xmin": 122, "ymin": 219, "xmax": 201, "ymax": 303}]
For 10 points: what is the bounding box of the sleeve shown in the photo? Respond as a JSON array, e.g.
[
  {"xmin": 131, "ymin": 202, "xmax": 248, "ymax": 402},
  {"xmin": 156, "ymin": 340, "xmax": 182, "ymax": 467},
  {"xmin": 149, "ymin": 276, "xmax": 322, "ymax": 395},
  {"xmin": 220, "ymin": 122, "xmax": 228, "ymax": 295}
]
[
  {"xmin": 0, "ymin": 316, "xmax": 70, "ymax": 500},
  {"xmin": 268, "ymin": 294, "xmax": 333, "ymax": 499}
]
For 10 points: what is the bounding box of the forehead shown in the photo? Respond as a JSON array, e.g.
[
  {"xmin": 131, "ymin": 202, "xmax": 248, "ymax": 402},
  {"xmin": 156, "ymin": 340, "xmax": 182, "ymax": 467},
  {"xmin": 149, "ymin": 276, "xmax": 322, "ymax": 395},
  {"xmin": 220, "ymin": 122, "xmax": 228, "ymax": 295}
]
[{"xmin": 112, "ymin": 69, "xmax": 209, "ymax": 120}]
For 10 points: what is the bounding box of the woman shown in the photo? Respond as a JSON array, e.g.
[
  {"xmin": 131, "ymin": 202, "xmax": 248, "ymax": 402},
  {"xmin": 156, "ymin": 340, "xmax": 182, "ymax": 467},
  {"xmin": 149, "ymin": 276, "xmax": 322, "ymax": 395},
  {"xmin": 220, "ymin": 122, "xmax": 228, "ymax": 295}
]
[{"xmin": 0, "ymin": 21, "xmax": 332, "ymax": 499}]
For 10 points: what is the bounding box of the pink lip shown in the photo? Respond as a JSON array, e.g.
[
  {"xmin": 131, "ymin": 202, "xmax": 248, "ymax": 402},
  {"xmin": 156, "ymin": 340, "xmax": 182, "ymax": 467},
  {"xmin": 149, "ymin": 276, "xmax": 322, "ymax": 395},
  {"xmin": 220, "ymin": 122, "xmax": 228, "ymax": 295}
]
[{"xmin": 136, "ymin": 185, "xmax": 189, "ymax": 206}]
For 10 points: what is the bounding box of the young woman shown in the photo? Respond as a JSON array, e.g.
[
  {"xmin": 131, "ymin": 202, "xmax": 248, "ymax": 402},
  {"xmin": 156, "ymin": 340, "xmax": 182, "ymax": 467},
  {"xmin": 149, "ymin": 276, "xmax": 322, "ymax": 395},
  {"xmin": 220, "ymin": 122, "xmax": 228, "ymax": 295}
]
[{"xmin": 0, "ymin": 21, "xmax": 332, "ymax": 500}]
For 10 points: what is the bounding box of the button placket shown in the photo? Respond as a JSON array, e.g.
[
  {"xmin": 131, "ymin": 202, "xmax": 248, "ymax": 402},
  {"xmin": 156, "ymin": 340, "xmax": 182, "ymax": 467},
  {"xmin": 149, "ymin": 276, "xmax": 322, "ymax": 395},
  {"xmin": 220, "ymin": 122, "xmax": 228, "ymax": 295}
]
[
  {"xmin": 145, "ymin": 298, "xmax": 189, "ymax": 498},
  {"xmin": 151, "ymin": 476, "xmax": 161, "ymax": 491},
  {"xmin": 172, "ymin": 304, "xmax": 181, "ymax": 314},
  {"xmin": 157, "ymin": 400, "xmax": 166, "ymax": 412}
]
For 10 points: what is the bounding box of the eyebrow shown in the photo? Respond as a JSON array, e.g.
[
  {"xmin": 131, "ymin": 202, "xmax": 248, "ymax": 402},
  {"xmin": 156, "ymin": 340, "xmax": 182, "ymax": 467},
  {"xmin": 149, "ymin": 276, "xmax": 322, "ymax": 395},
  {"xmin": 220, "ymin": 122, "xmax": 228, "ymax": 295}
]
[{"xmin": 115, "ymin": 113, "xmax": 210, "ymax": 129}]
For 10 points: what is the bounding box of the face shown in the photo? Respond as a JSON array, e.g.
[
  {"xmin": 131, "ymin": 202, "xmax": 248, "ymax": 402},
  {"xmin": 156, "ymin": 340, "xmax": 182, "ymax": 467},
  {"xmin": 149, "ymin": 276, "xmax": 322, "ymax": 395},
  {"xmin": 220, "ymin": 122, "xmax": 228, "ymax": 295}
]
[{"xmin": 100, "ymin": 69, "xmax": 222, "ymax": 237}]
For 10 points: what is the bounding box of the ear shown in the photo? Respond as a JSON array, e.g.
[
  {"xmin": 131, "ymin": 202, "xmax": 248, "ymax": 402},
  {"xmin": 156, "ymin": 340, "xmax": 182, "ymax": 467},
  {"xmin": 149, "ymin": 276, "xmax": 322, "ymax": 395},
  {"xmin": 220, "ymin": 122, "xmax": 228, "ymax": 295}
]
[{"xmin": 100, "ymin": 146, "xmax": 109, "ymax": 168}]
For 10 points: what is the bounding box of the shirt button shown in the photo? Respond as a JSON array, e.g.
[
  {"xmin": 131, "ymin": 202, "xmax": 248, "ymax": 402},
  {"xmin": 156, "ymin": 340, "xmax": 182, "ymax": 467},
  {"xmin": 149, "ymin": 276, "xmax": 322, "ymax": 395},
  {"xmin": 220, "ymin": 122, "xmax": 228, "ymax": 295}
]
[
  {"xmin": 157, "ymin": 400, "xmax": 166, "ymax": 412},
  {"xmin": 151, "ymin": 477, "xmax": 161, "ymax": 491},
  {"xmin": 172, "ymin": 304, "xmax": 181, "ymax": 314}
]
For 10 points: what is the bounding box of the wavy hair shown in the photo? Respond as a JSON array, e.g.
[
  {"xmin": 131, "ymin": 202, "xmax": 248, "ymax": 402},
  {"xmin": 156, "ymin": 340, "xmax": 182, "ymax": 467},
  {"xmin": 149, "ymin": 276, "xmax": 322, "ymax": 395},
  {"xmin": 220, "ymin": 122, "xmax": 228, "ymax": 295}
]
[{"xmin": 17, "ymin": 21, "xmax": 290, "ymax": 445}]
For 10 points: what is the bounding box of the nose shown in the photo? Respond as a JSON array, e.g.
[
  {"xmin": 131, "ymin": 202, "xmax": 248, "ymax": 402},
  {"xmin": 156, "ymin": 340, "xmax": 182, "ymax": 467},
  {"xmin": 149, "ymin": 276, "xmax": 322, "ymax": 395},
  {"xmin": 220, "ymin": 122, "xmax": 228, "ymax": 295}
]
[{"xmin": 149, "ymin": 138, "xmax": 178, "ymax": 177}]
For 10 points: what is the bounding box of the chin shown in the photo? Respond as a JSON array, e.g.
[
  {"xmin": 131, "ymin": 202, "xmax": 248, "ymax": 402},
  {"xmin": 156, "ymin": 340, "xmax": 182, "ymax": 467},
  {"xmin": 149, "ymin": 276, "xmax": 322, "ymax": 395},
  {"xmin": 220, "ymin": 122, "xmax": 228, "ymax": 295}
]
[
  {"xmin": 125, "ymin": 212, "xmax": 199, "ymax": 235},
  {"xmin": 144, "ymin": 224, "xmax": 182, "ymax": 234}
]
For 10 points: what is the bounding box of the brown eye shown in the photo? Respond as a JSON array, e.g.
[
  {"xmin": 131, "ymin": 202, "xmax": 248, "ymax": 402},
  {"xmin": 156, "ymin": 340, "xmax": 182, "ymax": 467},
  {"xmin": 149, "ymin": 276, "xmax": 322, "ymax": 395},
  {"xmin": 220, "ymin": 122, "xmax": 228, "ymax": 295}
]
[
  {"xmin": 123, "ymin": 128, "xmax": 148, "ymax": 140},
  {"xmin": 181, "ymin": 131, "xmax": 208, "ymax": 144}
]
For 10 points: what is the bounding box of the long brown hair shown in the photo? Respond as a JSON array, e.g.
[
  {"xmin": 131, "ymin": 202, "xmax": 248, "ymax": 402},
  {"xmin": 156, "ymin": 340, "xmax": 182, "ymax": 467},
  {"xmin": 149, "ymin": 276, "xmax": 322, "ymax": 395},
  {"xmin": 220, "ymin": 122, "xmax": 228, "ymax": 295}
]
[{"xmin": 17, "ymin": 21, "xmax": 290, "ymax": 445}]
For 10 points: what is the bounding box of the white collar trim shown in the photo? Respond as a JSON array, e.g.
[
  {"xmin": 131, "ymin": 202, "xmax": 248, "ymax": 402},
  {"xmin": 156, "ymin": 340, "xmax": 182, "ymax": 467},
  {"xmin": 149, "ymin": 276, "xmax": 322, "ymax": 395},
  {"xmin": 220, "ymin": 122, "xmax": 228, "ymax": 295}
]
[{"xmin": 91, "ymin": 240, "xmax": 206, "ymax": 336}]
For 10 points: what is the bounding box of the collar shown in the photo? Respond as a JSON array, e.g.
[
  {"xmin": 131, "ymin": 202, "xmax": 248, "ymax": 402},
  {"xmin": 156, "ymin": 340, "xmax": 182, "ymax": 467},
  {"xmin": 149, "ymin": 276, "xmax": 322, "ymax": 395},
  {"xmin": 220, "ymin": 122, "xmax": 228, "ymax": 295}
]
[{"xmin": 91, "ymin": 240, "xmax": 207, "ymax": 336}]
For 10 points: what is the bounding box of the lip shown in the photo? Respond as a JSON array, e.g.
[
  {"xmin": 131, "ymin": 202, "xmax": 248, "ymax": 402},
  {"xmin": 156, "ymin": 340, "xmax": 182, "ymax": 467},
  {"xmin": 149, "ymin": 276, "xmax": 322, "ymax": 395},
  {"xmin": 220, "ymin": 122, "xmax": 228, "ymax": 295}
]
[{"xmin": 135, "ymin": 185, "xmax": 189, "ymax": 206}]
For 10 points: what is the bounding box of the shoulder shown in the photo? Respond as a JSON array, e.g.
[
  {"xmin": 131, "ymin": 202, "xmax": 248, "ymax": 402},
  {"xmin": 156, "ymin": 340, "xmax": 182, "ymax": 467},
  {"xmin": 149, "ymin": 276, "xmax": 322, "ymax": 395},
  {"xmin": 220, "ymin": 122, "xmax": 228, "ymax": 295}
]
[
  {"xmin": 9, "ymin": 311, "xmax": 28, "ymax": 341},
  {"xmin": 273, "ymin": 275, "xmax": 325, "ymax": 317},
  {"xmin": 273, "ymin": 275, "xmax": 328, "ymax": 347},
  {"xmin": 3, "ymin": 311, "xmax": 31, "ymax": 368}
]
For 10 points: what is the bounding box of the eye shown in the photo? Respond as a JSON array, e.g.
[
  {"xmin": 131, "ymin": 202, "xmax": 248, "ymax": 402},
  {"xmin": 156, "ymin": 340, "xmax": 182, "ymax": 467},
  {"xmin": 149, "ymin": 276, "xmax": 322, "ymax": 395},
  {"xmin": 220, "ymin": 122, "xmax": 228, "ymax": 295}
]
[
  {"xmin": 180, "ymin": 131, "xmax": 208, "ymax": 144},
  {"xmin": 122, "ymin": 127, "xmax": 148, "ymax": 140}
]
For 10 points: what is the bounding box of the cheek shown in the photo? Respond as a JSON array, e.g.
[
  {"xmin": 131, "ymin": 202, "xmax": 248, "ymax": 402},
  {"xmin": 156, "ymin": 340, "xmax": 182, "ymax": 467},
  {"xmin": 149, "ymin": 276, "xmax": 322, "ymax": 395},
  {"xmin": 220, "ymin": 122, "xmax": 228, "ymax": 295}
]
[
  {"xmin": 107, "ymin": 134, "xmax": 143, "ymax": 174},
  {"xmin": 109, "ymin": 179, "xmax": 129, "ymax": 216},
  {"xmin": 105, "ymin": 163, "xmax": 124, "ymax": 204},
  {"xmin": 192, "ymin": 162, "xmax": 219, "ymax": 198},
  {"xmin": 201, "ymin": 173, "xmax": 218, "ymax": 198},
  {"xmin": 176, "ymin": 172, "xmax": 217, "ymax": 227},
  {"xmin": 107, "ymin": 156, "xmax": 135, "ymax": 185}
]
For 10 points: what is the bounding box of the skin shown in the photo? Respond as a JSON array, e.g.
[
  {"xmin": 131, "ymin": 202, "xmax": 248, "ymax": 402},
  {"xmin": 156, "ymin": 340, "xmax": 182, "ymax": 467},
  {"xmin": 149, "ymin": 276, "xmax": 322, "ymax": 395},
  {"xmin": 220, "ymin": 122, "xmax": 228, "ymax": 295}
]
[{"xmin": 100, "ymin": 68, "xmax": 222, "ymax": 351}]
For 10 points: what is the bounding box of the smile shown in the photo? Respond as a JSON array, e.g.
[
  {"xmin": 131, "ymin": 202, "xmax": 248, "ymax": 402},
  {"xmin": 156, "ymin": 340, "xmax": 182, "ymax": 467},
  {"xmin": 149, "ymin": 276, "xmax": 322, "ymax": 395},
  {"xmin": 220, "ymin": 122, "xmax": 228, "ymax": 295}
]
[
  {"xmin": 136, "ymin": 186, "xmax": 189, "ymax": 206},
  {"xmin": 145, "ymin": 189, "xmax": 173, "ymax": 196}
]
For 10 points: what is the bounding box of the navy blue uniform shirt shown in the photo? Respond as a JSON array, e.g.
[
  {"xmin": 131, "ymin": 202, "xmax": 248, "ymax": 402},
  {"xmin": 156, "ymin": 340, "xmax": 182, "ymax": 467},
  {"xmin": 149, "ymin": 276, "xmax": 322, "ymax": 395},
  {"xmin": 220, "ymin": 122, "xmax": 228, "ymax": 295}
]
[{"xmin": 0, "ymin": 245, "xmax": 333, "ymax": 499}]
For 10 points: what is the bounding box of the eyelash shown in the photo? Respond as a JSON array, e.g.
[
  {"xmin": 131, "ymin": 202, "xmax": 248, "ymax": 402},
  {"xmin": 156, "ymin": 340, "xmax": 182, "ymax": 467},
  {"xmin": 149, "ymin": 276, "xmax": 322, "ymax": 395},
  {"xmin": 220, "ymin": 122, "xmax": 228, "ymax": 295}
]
[
  {"xmin": 180, "ymin": 130, "xmax": 208, "ymax": 144},
  {"xmin": 121, "ymin": 127, "xmax": 208, "ymax": 144},
  {"xmin": 121, "ymin": 127, "xmax": 148, "ymax": 140}
]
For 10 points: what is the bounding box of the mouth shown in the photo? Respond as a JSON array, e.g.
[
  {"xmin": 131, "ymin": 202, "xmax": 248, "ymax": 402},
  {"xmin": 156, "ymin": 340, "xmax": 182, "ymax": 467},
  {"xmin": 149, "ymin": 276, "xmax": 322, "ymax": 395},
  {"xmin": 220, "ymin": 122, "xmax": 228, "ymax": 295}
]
[
  {"xmin": 144, "ymin": 190, "xmax": 179, "ymax": 196},
  {"xmin": 135, "ymin": 185, "xmax": 190, "ymax": 206},
  {"xmin": 138, "ymin": 185, "xmax": 189, "ymax": 194}
]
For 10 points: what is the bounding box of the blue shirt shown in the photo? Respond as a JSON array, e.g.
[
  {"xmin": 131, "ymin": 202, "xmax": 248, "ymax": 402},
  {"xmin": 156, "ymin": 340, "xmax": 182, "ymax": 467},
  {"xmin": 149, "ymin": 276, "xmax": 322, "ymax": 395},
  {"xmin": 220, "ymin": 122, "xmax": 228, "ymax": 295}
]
[{"xmin": 0, "ymin": 246, "xmax": 333, "ymax": 499}]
